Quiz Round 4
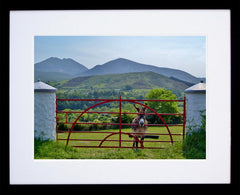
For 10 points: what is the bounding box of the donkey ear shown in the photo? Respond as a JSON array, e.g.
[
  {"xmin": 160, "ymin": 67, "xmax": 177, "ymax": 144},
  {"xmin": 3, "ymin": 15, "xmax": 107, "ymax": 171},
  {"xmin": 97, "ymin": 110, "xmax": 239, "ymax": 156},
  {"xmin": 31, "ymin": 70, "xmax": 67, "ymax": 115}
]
[
  {"xmin": 143, "ymin": 103, "xmax": 148, "ymax": 111},
  {"xmin": 134, "ymin": 104, "xmax": 140, "ymax": 112}
]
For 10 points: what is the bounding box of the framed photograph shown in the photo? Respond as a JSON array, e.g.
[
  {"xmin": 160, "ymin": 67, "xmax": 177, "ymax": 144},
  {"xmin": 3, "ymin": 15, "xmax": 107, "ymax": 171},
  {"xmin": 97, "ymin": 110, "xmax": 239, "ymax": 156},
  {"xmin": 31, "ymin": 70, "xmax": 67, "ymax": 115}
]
[
  {"xmin": 10, "ymin": 10, "xmax": 231, "ymax": 184},
  {"xmin": 34, "ymin": 35, "xmax": 206, "ymax": 158}
]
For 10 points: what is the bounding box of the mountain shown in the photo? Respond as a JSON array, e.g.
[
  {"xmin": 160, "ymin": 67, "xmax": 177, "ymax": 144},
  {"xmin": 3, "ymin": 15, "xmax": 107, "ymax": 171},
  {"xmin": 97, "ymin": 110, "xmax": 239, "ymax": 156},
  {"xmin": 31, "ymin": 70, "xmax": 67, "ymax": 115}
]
[
  {"xmin": 34, "ymin": 57, "xmax": 88, "ymax": 81},
  {"xmin": 77, "ymin": 58, "xmax": 203, "ymax": 84},
  {"xmin": 34, "ymin": 71, "xmax": 74, "ymax": 82},
  {"xmin": 59, "ymin": 71, "xmax": 192, "ymax": 97},
  {"xmin": 35, "ymin": 57, "xmax": 88, "ymax": 75},
  {"xmin": 35, "ymin": 57, "xmax": 205, "ymax": 83}
]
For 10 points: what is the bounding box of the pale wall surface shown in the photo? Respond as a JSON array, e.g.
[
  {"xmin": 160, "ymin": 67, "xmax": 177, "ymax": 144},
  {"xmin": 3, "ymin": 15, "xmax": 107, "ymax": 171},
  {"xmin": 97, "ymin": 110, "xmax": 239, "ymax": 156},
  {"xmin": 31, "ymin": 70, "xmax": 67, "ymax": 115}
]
[
  {"xmin": 34, "ymin": 92, "xmax": 56, "ymax": 140},
  {"xmin": 186, "ymin": 93, "xmax": 206, "ymax": 132}
]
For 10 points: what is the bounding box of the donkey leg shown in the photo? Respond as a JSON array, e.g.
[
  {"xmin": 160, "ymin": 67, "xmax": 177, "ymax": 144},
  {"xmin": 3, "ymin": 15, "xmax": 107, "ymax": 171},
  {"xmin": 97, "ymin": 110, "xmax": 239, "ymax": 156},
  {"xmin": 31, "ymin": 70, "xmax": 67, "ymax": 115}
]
[
  {"xmin": 132, "ymin": 136, "xmax": 137, "ymax": 148},
  {"xmin": 136, "ymin": 140, "xmax": 139, "ymax": 148},
  {"xmin": 140, "ymin": 136, "xmax": 145, "ymax": 148}
]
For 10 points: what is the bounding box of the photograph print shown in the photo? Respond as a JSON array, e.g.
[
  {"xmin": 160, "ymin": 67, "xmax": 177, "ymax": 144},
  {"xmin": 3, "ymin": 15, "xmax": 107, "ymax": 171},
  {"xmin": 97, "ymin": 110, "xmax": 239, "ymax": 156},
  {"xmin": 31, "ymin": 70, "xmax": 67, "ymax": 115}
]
[{"xmin": 34, "ymin": 36, "xmax": 206, "ymax": 159}]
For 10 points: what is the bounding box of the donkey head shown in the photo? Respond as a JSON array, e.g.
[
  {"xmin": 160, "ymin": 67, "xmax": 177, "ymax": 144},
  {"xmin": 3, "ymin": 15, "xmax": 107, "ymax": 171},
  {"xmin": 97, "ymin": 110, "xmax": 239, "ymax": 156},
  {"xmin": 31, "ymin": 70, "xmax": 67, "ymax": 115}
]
[{"xmin": 134, "ymin": 103, "xmax": 148, "ymax": 127}]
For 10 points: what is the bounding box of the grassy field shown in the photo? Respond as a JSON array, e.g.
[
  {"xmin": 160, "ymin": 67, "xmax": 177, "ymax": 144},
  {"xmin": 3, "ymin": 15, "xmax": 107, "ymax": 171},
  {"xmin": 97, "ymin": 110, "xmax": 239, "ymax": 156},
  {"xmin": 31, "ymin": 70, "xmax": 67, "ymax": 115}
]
[
  {"xmin": 34, "ymin": 126, "xmax": 206, "ymax": 159},
  {"xmin": 58, "ymin": 126, "xmax": 182, "ymax": 148}
]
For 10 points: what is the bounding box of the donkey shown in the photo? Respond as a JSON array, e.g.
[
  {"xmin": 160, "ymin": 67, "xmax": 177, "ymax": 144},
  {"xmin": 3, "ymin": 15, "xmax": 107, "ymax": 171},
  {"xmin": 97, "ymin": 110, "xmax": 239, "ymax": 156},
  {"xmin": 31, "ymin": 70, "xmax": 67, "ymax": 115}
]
[{"xmin": 131, "ymin": 103, "xmax": 148, "ymax": 148}]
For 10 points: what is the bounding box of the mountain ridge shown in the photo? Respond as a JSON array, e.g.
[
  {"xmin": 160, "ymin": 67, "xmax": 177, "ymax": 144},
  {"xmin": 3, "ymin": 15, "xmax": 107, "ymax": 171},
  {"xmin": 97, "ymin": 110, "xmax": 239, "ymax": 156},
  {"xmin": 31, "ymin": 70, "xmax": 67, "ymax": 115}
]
[
  {"xmin": 34, "ymin": 57, "xmax": 205, "ymax": 83},
  {"xmin": 77, "ymin": 58, "xmax": 204, "ymax": 84},
  {"xmin": 58, "ymin": 71, "xmax": 193, "ymax": 98},
  {"xmin": 35, "ymin": 57, "xmax": 88, "ymax": 76}
]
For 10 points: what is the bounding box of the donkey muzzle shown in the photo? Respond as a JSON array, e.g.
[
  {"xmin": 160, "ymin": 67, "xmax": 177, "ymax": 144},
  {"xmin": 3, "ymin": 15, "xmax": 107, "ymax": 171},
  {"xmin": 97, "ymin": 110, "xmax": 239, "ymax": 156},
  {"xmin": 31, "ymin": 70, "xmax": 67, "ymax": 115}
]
[{"xmin": 139, "ymin": 119, "xmax": 145, "ymax": 127}]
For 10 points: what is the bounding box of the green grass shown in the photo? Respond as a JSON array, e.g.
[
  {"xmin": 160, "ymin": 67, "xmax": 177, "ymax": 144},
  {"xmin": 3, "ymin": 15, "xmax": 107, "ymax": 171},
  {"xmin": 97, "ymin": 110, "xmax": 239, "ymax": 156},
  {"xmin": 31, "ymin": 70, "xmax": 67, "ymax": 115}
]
[
  {"xmin": 182, "ymin": 128, "xmax": 206, "ymax": 159},
  {"xmin": 34, "ymin": 126, "xmax": 206, "ymax": 159},
  {"xmin": 34, "ymin": 139, "xmax": 185, "ymax": 159},
  {"xmin": 58, "ymin": 126, "xmax": 182, "ymax": 148}
]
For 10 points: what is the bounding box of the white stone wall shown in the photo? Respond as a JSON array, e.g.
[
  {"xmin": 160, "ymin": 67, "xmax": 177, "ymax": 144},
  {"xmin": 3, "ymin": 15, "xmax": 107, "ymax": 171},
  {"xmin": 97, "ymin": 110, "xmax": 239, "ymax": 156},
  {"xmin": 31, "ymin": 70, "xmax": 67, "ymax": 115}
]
[
  {"xmin": 186, "ymin": 93, "xmax": 206, "ymax": 132},
  {"xmin": 34, "ymin": 92, "xmax": 56, "ymax": 141}
]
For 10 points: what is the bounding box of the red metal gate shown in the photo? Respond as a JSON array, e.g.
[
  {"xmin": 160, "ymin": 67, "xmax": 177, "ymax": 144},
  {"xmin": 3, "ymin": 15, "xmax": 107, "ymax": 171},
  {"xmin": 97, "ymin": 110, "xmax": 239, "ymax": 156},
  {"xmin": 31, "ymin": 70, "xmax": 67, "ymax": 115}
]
[{"xmin": 56, "ymin": 96, "xmax": 186, "ymax": 149}]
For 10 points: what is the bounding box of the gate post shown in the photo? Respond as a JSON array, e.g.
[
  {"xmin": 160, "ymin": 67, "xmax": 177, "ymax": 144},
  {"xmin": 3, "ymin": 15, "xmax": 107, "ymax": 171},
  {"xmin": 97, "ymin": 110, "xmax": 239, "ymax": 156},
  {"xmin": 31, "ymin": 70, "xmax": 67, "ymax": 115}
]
[
  {"xmin": 34, "ymin": 80, "xmax": 57, "ymax": 141},
  {"xmin": 183, "ymin": 96, "xmax": 186, "ymax": 139},
  {"xmin": 119, "ymin": 95, "xmax": 122, "ymax": 147},
  {"xmin": 184, "ymin": 81, "xmax": 206, "ymax": 133}
]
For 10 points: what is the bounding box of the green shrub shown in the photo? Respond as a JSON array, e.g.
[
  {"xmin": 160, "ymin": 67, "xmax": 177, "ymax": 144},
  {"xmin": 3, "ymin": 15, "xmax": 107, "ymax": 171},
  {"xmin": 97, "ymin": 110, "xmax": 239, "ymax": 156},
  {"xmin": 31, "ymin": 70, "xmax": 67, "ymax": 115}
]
[
  {"xmin": 145, "ymin": 88, "xmax": 179, "ymax": 124},
  {"xmin": 58, "ymin": 123, "xmax": 68, "ymax": 130},
  {"xmin": 182, "ymin": 128, "xmax": 206, "ymax": 159},
  {"xmin": 111, "ymin": 114, "xmax": 133, "ymax": 129},
  {"xmin": 73, "ymin": 124, "xmax": 85, "ymax": 131},
  {"xmin": 183, "ymin": 111, "xmax": 206, "ymax": 159}
]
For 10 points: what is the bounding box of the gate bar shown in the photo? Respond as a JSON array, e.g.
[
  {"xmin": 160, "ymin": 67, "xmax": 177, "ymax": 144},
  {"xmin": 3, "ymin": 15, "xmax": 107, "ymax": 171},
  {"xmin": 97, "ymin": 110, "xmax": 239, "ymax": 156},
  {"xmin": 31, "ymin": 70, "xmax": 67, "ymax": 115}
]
[
  {"xmin": 57, "ymin": 98, "xmax": 184, "ymax": 102},
  {"xmin": 56, "ymin": 95, "xmax": 58, "ymax": 141},
  {"xmin": 57, "ymin": 97, "xmax": 186, "ymax": 148},
  {"xmin": 58, "ymin": 138, "xmax": 178, "ymax": 143},
  {"xmin": 183, "ymin": 96, "xmax": 186, "ymax": 140},
  {"xmin": 57, "ymin": 111, "xmax": 184, "ymax": 116},
  {"xmin": 119, "ymin": 95, "xmax": 122, "ymax": 147},
  {"xmin": 57, "ymin": 131, "xmax": 183, "ymax": 136},
  {"xmin": 57, "ymin": 121, "xmax": 184, "ymax": 126}
]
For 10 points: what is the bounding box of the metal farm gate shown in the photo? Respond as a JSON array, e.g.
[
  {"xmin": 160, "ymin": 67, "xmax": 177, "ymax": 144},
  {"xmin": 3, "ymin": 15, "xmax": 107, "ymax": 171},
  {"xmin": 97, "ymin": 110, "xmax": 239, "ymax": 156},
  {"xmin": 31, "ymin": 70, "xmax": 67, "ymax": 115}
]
[{"xmin": 56, "ymin": 96, "xmax": 186, "ymax": 149}]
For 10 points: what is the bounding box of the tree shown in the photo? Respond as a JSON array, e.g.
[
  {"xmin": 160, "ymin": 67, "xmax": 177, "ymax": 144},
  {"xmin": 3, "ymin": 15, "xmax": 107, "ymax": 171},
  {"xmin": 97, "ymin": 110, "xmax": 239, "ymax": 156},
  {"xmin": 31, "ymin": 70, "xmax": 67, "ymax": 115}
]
[
  {"xmin": 145, "ymin": 88, "xmax": 180, "ymax": 124},
  {"xmin": 123, "ymin": 85, "xmax": 133, "ymax": 91}
]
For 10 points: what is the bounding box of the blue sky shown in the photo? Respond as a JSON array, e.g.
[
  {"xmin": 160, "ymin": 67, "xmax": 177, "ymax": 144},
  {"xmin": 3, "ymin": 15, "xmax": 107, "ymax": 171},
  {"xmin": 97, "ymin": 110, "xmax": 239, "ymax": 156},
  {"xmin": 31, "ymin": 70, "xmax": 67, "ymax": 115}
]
[{"xmin": 34, "ymin": 36, "xmax": 206, "ymax": 77}]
